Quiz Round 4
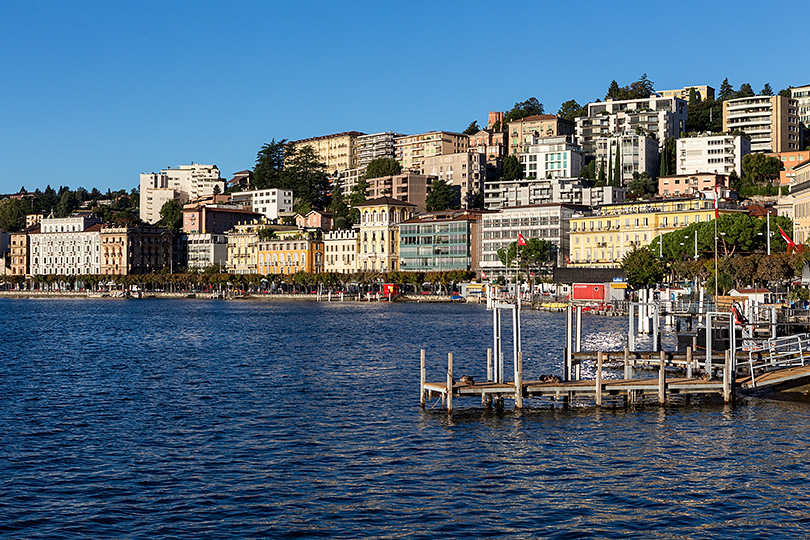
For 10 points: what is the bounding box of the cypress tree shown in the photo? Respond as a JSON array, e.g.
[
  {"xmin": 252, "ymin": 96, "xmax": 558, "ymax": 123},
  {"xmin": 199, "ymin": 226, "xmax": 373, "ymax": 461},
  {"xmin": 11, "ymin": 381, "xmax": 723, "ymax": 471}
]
[{"xmin": 614, "ymin": 143, "xmax": 622, "ymax": 187}]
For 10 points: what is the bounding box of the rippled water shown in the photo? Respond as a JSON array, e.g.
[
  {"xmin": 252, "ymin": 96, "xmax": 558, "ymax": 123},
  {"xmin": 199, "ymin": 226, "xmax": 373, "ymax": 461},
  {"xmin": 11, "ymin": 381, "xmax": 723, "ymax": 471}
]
[{"xmin": 2, "ymin": 299, "xmax": 810, "ymax": 538}]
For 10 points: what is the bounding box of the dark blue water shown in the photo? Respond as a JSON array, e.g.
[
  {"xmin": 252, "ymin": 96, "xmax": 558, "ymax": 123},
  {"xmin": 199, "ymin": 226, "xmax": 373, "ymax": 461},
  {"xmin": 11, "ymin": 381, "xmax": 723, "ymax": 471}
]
[{"xmin": 2, "ymin": 299, "xmax": 810, "ymax": 538}]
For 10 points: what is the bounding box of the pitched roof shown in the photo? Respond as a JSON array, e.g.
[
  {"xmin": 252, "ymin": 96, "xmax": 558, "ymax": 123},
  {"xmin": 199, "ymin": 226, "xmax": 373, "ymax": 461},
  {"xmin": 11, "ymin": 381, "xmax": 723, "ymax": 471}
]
[{"xmin": 354, "ymin": 196, "xmax": 417, "ymax": 208}]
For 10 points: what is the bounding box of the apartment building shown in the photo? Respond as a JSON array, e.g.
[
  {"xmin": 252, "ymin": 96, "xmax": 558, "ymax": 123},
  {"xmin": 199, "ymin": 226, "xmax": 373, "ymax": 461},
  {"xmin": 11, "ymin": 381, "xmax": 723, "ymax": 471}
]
[
  {"xmin": 181, "ymin": 233, "xmax": 228, "ymax": 270},
  {"xmin": 365, "ymin": 172, "xmax": 434, "ymax": 212},
  {"xmin": 256, "ymin": 236, "xmax": 324, "ymax": 276},
  {"xmin": 658, "ymin": 173, "xmax": 729, "ymax": 197},
  {"xmin": 421, "ymin": 152, "xmax": 487, "ymax": 208},
  {"xmin": 468, "ymin": 113, "xmax": 507, "ymax": 165},
  {"xmin": 356, "ymin": 132, "xmax": 403, "ymax": 168},
  {"xmin": 507, "ymin": 115, "xmax": 575, "ymax": 155},
  {"xmin": 676, "ymin": 134, "xmax": 750, "ymax": 177},
  {"xmin": 99, "ymin": 224, "xmax": 173, "ymax": 275},
  {"xmin": 139, "ymin": 164, "xmax": 225, "ymax": 224},
  {"xmin": 9, "ymin": 225, "xmax": 38, "ymax": 276},
  {"xmin": 722, "ymin": 95, "xmax": 800, "ymax": 153},
  {"xmin": 485, "ymin": 177, "xmax": 625, "ymax": 210},
  {"xmin": 229, "ymin": 188, "xmax": 294, "ymax": 220},
  {"xmin": 291, "ymin": 131, "xmax": 365, "ymax": 176},
  {"xmin": 519, "ymin": 135, "xmax": 584, "ymax": 180},
  {"xmin": 480, "ymin": 204, "xmax": 586, "ymax": 273},
  {"xmin": 355, "ymin": 197, "xmax": 416, "ymax": 272},
  {"xmin": 575, "ymin": 96, "xmax": 688, "ymax": 155},
  {"xmin": 182, "ymin": 203, "xmax": 263, "ymax": 234},
  {"xmin": 791, "ymin": 85, "xmax": 810, "ymax": 127},
  {"xmin": 399, "ymin": 210, "xmax": 487, "ymax": 273},
  {"xmin": 29, "ymin": 215, "xmax": 103, "ymax": 275},
  {"xmin": 226, "ymin": 221, "xmax": 265, "ymax": 275},
  {"xmin": 770, "ymin": 150, "xmax": 810, "ymax": 185},
  {"xmin": 658, "ymin": 85, "xmax": 715, "ymax": 102},
  {"xmin": 395, "ymin": 131, "xmax": 469, "ymax": 171},
  {"xmin": 324, "ymin": 228, "xmax": 358, "ymax": 274},
  {"xmin": 787, "ymin": 168, "xmax": 810, "ymax": 244},
  {"xmin": 594, "ymin": 133, "xmax": 660, "ymax": 186}
]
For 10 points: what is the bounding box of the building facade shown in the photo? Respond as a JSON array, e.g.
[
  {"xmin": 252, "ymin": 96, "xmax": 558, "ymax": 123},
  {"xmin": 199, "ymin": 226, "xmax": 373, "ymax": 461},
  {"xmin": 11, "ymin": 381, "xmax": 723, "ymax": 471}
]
[
  {"xmin": 507, "ymin": 115, "xmax": 575, "ymax": 155},
  {"xmin": 182, "ymin": 233, "xmax": 228, "ymax": 270},
  {"xmin": 256, "ymin": 236, "xmax": 324, "ymax": 276},
  {"xmin": 485, "ymin": 176, "xmax": 624, "ymax": 210},
  {"xmin": 676, "ymin": 134, "xmax": 750, "ymax": 177},
  {"xmin": 355, "ymin": 197, "xmax": 416, "ymax": 272},
  {"xmin": 182, "ymin": 204, "xmax": 263, "ymax": 234},
  {"xmin": 29, "ymin": 215, "xmax": 103, "ymax": 275},
  {"xmin": 575, "ymin": 96, "xmax": 688, "ymax": 155},
  {"xmin": 139, "ymin": 164, "xmax": 225, "ymax": 224},
  {"xmin": 395, "ymin": 131, "xmax": 469, "ymax": 171},
  {"xmin": 658, "ymin": 173, "xmax": 729, "ymax": 197},
  {"xmin": 365, "ymin": 173, "xmax": 434, "ymax": 212},
  {"xmin": 791, "ymin": 85, "xmax": 810, "ymax": 128},
  {"xmin": 420, "ymin": 152, "xmax": 487, "ymax": 208},
  {"xmin": 9, "ymin": 226, "xmax": 37, "ymax": 276},
  {"xmin": 229, "ymin": 188, "xmax": 294, "ymax": 220},
  {"xmin": 324, "ymin": 228, "xmax": 358, "ymax": 274},
  {"xmin": 226, "ymin": 221, "xmax": 265, "ymax": 275},
  {"xmin": 594, "ymin": 132, "xmax": 660, "ymax": 186},
  {"xmin": 519, "ymin": 135, "xmax": 584, "ymax": 180},
  {"xmin": 722, "ymin": 95, "xmax": 800, "ymax": 153},
  {"xmin": 291, "ymin": 131, "xmax": 365, "ymax": 176},
  {"xmin": 356, "ymin": 132, "xmax": 403, "ymax": 168},
  {"xmin": 658, "ymin": 85, "xmax": 715, "ymax": 102},
  {"xmin": 770, "ymin": 150, "xmax": 810, "ymax": 185},
  {"xmin": 399, "ymin": 210, "xmax": 486, "ymax": 273},
  {"xmin": 99, "ymin": 224, "xmax": 173, "ymax": 275}
]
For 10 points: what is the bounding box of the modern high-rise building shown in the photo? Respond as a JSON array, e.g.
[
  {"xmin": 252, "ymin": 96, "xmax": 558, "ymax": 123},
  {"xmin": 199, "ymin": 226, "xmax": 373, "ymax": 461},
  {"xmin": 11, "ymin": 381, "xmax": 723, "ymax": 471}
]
[
  {"xmin": 139, "ymin": 163, "xmax": 225, "ymax": 224},
  {"xmin": 676, "ymin": 134, "xmax": 750, "ymax": 177},
  {"xmin": 394, "ymin": 131, "xmax": 469, "ymax": 171},
  {"xmin": 356, "ymin": 132, "xmax": 403, "ymax": 169},
  {"xmin": 722, "ymin": 95, "xmax": 800, "ymax": 153}
]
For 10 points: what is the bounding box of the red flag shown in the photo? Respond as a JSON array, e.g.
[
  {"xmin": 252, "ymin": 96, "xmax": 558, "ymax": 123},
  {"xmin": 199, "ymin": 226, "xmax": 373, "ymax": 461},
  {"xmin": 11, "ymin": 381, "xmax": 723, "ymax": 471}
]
[
  {"xmin": 714, "ymin": 182, "xmax": 719, "ymax": 219},
  {"xmin": 481, "ymin": 270, "xmax": 488, "ymax": 279},
  {"xmin": 779, "ymin": 226, "xmax": 796, "ymax": 249},
  {"xmin": 517, "ymin": 233, "xmax": 527, "ymax": 246}
]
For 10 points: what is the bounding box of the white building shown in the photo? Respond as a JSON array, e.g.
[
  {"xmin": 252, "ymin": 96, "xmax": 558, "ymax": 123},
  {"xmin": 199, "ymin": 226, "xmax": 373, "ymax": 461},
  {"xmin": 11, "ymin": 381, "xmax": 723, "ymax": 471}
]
[
  {"xmin": 791, "ymin": 85, "xmax": 810, "ymax": 128},
  {"xmin": 140, "ymin": 163, "xmax": 225, "ymax": 224},
  {"xmin": 324, "ymin": 228, "xmax": 358, "ymax": 274},
  {"xmin": 229, "ymin": 188, "xmax": 294, "ymax": 220},
  {"xmin": 594, "ymin": 132, "xmax": 660, "ymax": 186},
  {"xmin": 480, "ymin": 204, "xmax": 587, "ymax": 272},
  {"xmin": 30, "ymin": 215, "xmax": 103, "ymax": 275},
  {"xmin": 519, "ymin": 135, "xmax": 584, "ymax": 180},
  {"xmin": 485, "ymin": 176, "xmax": 624, "ymax": 210},
  {"xmin": 420, "ymin": 152, "xmax": 487, "ymax": 208},
  {"xmin": 183, "ymin": 233, "xmax": 228, "ymax": 270},
  {"xmin": 575, "ymin": 95, "xmax": 688, "ymax": 155},
  {"xmin": 676, "ymin": 134, "xmax": 751, "ymax": 177},
  {"xmin": 357, "ymin": 132, "xmax": 403, "ymax": 169}
]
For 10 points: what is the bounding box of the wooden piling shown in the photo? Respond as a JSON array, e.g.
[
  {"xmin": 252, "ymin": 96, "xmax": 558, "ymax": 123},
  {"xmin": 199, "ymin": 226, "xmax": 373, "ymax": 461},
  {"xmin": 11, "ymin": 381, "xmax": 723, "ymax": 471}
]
[
  {"xmin": 658, "ymin": 350, "xmax": 666, "ymax": 405},
  {"xmin": 596, "ymin": 350, "xmax": 603, "ymax": 407},
  {"xmin": 446, "ymin": 352, "xmax": 453, "ymax": 412},
  {"xmin": 623, "ymin": 347, "xmax": 632, "ymax": 380},
  {"xmin": 420, "ymin": 349, "xmax": 426, "ymax": 408},
  {"xmin": 487, "ymin": 348, "xmax": 492, "ymax": 382},
  {"xmin": 686, "ymin": 346, "xmax": 693, "ymax": 379},
  {"xmin": 515, "ymin": 351, "xmax": 524, "ymax": 409},
  {"xmin": 723, "ymin": 350, "xmax": 731, "ymax": 403}
]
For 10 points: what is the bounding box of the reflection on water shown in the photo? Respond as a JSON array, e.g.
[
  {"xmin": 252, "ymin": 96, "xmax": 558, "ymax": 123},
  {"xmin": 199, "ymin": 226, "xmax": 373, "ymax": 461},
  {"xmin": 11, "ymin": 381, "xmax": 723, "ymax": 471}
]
[{"xmin": 1, "ymin": 299, "xmax": 809, "ymax": 538}]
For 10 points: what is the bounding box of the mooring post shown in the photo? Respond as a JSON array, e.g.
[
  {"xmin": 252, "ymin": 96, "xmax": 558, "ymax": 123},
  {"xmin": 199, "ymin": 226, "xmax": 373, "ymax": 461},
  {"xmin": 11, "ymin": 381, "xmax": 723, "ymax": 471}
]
[
  {"xmin": 487, "ymin": 348, "xmax": 493, "ymax": 382},
  {"xmin": 705, "ymin": 312, "xmax": 713, "ymax": 378},
  {"xmin": 658, "ymin": 350, "xmax": 666, "ymax": 405},
  {"xmin": 446, "ymin": 352, "xmax": 453, "ymax": 413},
  {"xmin": 723, "ymin": 350, "xmax": 732, "ymax": 403},
  {"xmin": 624, "ymin": 347, "xmax": 632, "ymax": 380},
  {"xmin": 565, "ymin": 305, "xmax": 573, "ymax": 381},
  {"xmin": 596, "ymin": 350, "xmax": 603, "ymax": 407},
  {"xmin": 686, "ymin": 346, "xmax": 693, "ymax": 379},
  {"xmin": 628, "ymin": 303, "xmax": 636, "ymax": 352},
  {"xmin": 420, "ymin": 349, "xmax": 426, "ymax": 408},
  {"xmin": 575, "ymin": 305, "xmax": 582, "ymax": 352},
  {"xmin": 653, "ymin": 304, "xmax": 660, "ymax": 352},
  {"xmin": 515, "ymin": 351, "xmax": 523, "ymax": 409}
]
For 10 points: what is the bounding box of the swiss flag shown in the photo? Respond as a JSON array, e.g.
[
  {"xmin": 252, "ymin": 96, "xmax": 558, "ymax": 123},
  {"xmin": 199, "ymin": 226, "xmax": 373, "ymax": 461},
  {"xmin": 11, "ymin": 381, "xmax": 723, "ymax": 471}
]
[
  {"xmin": 517, "ymin": 233, "xmax": 527, "ymax": 246},
  {"xmin": 714, "ymin": 182, "xmax": 719, "ymax": 219}
]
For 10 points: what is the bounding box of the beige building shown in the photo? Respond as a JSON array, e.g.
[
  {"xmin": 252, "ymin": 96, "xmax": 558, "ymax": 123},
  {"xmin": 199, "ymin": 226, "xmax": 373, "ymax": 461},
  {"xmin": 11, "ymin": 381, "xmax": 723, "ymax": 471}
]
[
  {"xmin": 658, "ymin": 85, "xmax": 715, "ymax": 102},
  {"xmin": 395, "ymin": 131, "xmax": 469, "ymax": 171},
  {"xmin": 99, "ymin": 224, "xmax": 173, "ymax": 275},
  {"xmin": 9, "ymin": 225, "xmax": 37, "ymax": 276},
  {"xmin": 365, "ymin": 172, "xmax": 435, "ymax": 213},
  {"xmin": 356, "ymin": 132, "xmax": 403, "ymax": 168},
  {"xmin": 723, "ymin": 95, "xmax": 800, "ymax": 153},
  {"xmin": 324, "ymin": 228, "xmax": 358, "ymax": 274},
  {"xmin": 291, "ymin": 131, "xmax": 365, "ymax": 176},
  {"xmin": 256, "ymin": 236, "xmax": 324, "ymax": 276},
  {"xmin": 140, "ymin": 163, "xmax": 225, "ymax": 224},
  {"xmin": 421, "ymin": 152, "xmax": 487, "ymax": 208},
  {"xmin": 226, "ymin": 221, "xmax": 266, "ymax": 275},
  {"xmin": 355, "ymin": 197, "xmax": 416, "ymax": 272},
  {"xmin": 786, "ymin": 169, "xmax": 810, "ymax": 244},
  {"xmin": 507, "ymin": 114, "xmax": 575, "ymax": 155}
]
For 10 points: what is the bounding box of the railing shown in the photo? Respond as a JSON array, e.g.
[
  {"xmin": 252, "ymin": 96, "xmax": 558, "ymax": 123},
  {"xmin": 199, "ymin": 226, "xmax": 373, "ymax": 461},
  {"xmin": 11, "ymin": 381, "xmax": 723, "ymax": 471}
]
[{"xmin": 741, "ymin": 333, "xmax": 810, "ymax": 388}]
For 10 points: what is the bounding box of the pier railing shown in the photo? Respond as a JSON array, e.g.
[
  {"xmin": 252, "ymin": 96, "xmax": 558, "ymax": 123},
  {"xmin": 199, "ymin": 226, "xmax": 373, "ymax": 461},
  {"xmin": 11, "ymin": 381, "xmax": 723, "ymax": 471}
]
[{"xmin": 741, "ymin": 333, "xmax": 810, "ymax": 388}]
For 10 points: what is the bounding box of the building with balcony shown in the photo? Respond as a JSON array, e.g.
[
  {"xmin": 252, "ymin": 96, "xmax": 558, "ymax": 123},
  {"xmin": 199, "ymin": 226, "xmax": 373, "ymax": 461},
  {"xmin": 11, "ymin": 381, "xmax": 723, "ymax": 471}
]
[
  {"xmin": 676, "ymin": 134, "xmax": 750, "ymax": 177},
  {"xmin": 324, "ymin": 228, "xmax": 358, "ymax": 274},
  {"xmin": 658, "ymin": 173, "xmax": 729, "ymax": 197},
  {"xmin": 791, "ymin": 85, "xmax": 810, "ymax": 127},
  {"xmin": 182, "ymin": 203, "xmax": 263, "ymax": 234},
  {"xmin": 507, "ymin": 115, "xmax": 575, "ymax": 155},
  {"xmin": 770, "ymin": 150, "xmax": 810, "ymax": 185},
  {"xmin": 256, "ymin": 236, "xmax": 324, "ymax": 276},
  {"xmin": 291, "ymin": 131, "xmax": 365, "ymax": 176},
  {"xmin": 519, "ymin": 135, "xmax": 584, "ymax": 180},
  {"xmin": 569, "ymin": 198, "xmax": 741, "ymax": 268},
  {"xmin": 485, "ymin": 176, "xmax": 624, "ymax": 210},
  {"xmin": 229, "ymin": 188, "xmax": 294, "ymax": 220},
  {"xmin": 9, "ymin": 224, "xmax": 38, "ymax": 276},
  {"xmin": 594, "ymin": 132, "xmax": 660, "ymax": 186},
  {"xmin": 575, "ymin": 96, "xmax": 688, "ymax": 155},
  {"xmin": 365, "ymin": 172, "xmax": 435, "ymax": 212},
  {"xmin": 658, "ymin": 85, "xmax": 715, "ymax": 102},
  {"xmin": 421, "ymin": 152, "xmax": 488, "ymax": 209},
  {"xmin": 226, "ymin": 221, "xmax": 265, "ymax": 275},
  {"xmin": 398, "ymin": 210, "xmax": 488, "ymax": 273},
  {"xmin": 355, "ymin": 197, "xmax": 416, "ymax": 272},
  {"xmin": 99, "ymin": 224, "xmax": 173, "ymax": 275},
  {"xmin": 480, "ymin": 204, "xmax": 586, "ymax": 273},
  {"xmin": 356, "ymin": 132, "xmax": 403, "ymax": 169},
  {"xmin": 180, "ymin": 233, "xmax": 228, "ymax": 270},
  {"xmin": 468, "ymin": 113, "xmax": 507, "ymax": 165},
  {"xmin": 29, "ymin": 215, "xmax": 103, "ymax": 276},
  {"xmin": 395, "ymin": 131, "xmax": 469, "ymax": 171},
  {"xmin": 139, "ymin": 163, "xmax": 225, "ymax": 224},
  {"xmin": 722, "ymin": 95, "xmax": 800, "ymax": 153}
]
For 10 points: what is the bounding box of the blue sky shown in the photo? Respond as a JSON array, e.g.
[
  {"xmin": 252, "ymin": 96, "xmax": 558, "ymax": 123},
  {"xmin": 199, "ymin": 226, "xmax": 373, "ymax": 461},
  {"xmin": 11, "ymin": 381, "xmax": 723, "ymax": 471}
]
[{"xmin": 0, "ymin": 0, "xmax": 806, "ymax": 195}]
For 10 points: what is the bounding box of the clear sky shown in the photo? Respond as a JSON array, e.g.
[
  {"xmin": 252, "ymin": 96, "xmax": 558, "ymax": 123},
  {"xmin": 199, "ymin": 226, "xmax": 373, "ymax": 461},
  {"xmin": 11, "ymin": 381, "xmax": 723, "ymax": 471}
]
[{"xmin": 1, "ymin": 0, "xmax": 807, "ymax": 195}]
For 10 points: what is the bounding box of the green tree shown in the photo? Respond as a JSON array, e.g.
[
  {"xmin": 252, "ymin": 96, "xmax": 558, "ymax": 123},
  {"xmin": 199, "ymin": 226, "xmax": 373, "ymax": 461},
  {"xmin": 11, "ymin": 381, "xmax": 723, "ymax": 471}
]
[
  {"xmin": 282, "ymin": 145, "xmax": 329, "ymax": 211},
  {"xmin": 622, "ymin": 247, "xmax": 664, "ymax": 289},
  {"xmin": 501, "ymin": 155, "xmax": 523, "ymax": 181},
  {"xmin": 327, "ymin": 183, "xmax": 350, "ymax": 224},
  {"xmin": 468, "ymin": 190, "xmax": 485, "ymax": 209},
  {"xmin": 425, "ymin": 178, "xmax": 455, "ymax": 211},
  {"xmin": 628, "ymin": 172, "xmax": 656, "ymax": 197},
  {"xmin": 348, "ymin": 176, "xmax": 368, "ymax": 224},
  {"xmin": 212, "ymin": 184, "xmax": 221, "ymax": 196},
  {"xmin": 557, "ymin": 99, "xmax": 587, "ymax": 121},
  {"xmin": 596, "ymin": 159, "xmax": 606, "ymax": 186},
  {"xmin": 463, "ymin": 120, "xmax": 480, "ymax": 135},
  {"xmin": 364, "ymin": 157, "xmax": 401, "ymax": 179},
  {"xmin": 779, "ymin": 86, "xmax": 793, "ymax": 98},
  {"xmin": 761, "ymin": 83, "xmax": 774, "ymax": 96},
  {"xmin": 736, "ymin": 83, "xmax": 755, "ymax": 98},
  {"xmin": 157, "ymin": 199, "xmax": 183, "ymax": 233},
  {"xmin": 0, "ymin": 199, "xmax": 27, "ymax": 232},
  {"xmin": 606, "ymin": 79, "xmax": 621, "ymax": 99},
  {"xmin": 613, "ymin": 148, "xmax": 622, "ymax": 187},
  {"xmin": 688, "ymin": 87, "xmax": 699, "ymax": 107},
  {"xmin": 719, "ymin": 78, "xmax": 735, "ymax": 100},
  {"xmin": 253, "ymin": 139, "xmax": 286, "ymax": 189},
  {"xmin": 258, "ymin": 227, "xmax": 276, "ymax": 241},
  {"xmin": 659, "ymin": 137, "xmax": 676, "ymax": 177},
  {"xmin": 742, "ymin": 153, "xmax": 782, "ymax": 182},
  {"xmin": 503, "ymin": 97, "xmax": 544, "ymax": 123}
]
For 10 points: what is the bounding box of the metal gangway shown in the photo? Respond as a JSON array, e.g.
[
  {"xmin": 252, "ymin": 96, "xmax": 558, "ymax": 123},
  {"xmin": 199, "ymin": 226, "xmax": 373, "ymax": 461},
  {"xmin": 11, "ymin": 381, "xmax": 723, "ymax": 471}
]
[{"xmin": 739, "ymin": 333, "xmax": 810, "ymax": 389}]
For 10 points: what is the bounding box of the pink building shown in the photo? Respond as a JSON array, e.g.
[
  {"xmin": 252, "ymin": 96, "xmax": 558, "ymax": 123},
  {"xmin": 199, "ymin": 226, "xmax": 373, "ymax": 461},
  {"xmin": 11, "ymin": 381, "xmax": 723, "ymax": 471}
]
[
  {"xmin": 295, "ymin": 210, "xmax": 334, "ymax": 231},
  {"xmin": 182, "ymin": 204, "xmax": 263, "ymax": 234}
]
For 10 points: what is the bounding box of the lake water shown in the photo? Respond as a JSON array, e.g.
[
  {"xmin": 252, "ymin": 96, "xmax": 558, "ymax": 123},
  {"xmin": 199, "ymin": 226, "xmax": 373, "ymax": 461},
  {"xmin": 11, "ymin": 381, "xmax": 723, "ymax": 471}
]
[{"xmin": 2, "ymin": 299, "xmax": 810, "ymax": 538}]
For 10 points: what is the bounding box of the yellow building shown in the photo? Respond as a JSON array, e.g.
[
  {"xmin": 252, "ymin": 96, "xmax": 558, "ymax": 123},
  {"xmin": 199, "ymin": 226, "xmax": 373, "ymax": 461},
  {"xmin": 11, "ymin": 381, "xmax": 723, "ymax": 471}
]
[
  {"xmin": 786, "ymin": 168, "xmax": 810, "ymax": 244},
  {"xmin": 570, "ymin": 198, "xmax": 739, "ymax": 267},
  {"xmin": 395, "ymin": 131, "xmax": 469, "ymax": 171},
  {"xmin": 226, "ymin": 220, "xmax": 267, "ymax": 275},
  {"xmin": 256, "ymin": 234, "xmax": 324, "ymax": 275},
  {"xmin": 658, "ymin": 85, "xmax": 715, "ymax": 102},
  {"xmin": 355, "ymin": 196, "xmax": 416, "ymax": 272},
  {"xmin": 291, "ymin": 131, "xmax": 364, "ymax": 176},
  {"xmin": 507, "ymin": 114, "xmax": 575, "ymax": 155}
]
